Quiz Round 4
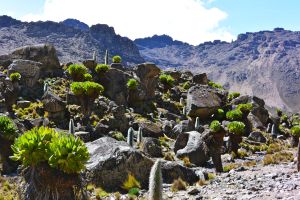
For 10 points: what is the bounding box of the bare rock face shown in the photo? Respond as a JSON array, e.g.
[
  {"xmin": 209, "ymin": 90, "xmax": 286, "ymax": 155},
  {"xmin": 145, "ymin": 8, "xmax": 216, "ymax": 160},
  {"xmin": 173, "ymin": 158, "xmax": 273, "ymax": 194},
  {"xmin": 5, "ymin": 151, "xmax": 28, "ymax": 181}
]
[
  {"xmin": 186, "ymin": 85, "xmax": 225, "ymax": 119},
  {"xmin": 85, "ymin": 137, "xmax": 153, "ymax": 190},
  {"xmin": 10, "ymin": 44, "xmax": 61, "ymax": 77},
  {"xmin": 8, "ymin": 59, "xmax": 41, "ymax": 88},
  {"xmin": 134, "ymin": 63, "xmax": 160, "ymax": 100},
  {"xmin": 175, "ymin": 131, "xmax": 210, "ymax": 166}
]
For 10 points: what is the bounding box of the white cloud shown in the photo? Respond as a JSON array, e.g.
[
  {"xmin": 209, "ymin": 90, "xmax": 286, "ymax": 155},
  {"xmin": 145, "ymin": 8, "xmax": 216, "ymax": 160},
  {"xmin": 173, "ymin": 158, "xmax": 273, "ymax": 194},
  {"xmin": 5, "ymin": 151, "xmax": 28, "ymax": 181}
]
[{"xmin": 21, "ymin": 0, "xmax": 235, "ymax": 45}]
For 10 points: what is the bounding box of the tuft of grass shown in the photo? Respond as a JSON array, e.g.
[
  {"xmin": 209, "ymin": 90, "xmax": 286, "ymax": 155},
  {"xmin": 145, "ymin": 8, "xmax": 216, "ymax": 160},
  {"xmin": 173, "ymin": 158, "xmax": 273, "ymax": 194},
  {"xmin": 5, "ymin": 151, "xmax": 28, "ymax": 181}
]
[
  {"xmin": 163, "ymin": 152, "xmax": 175, "ymax": 161},
  {"xmin": 171, "ymin": 178, "xmax": 187, "ymax": 192},
  {"xmin": 95, "ymin": 187, "xmax": 109, "ymax": 198},
  {"xmin": 262, "ymin": 151, "xmax": 294, "ymax": 165},
  {"xmin": 0, "ymin": 177, "xmax": 18, "ymax": 200},
  {"xmin": 122, "ymin": 173, "xmax": 141, "ymax": 191},
  {"xmin": 13, "ymin": 102, "xmax": 43, "ymax": 120},
  {"xmin": 207, "ymin": 173, "xmax": 216, "ymax": 180},
  {"xmin": 181, "ymin": 157, "xmax": 192, "ymax": 168},
  {"xmin": 266, "ymin": 143, "xmax": 283, "ymax": 154},
  {"xmin": 223, "ymin": 163, "xmax": 239, "ymax": 172}
]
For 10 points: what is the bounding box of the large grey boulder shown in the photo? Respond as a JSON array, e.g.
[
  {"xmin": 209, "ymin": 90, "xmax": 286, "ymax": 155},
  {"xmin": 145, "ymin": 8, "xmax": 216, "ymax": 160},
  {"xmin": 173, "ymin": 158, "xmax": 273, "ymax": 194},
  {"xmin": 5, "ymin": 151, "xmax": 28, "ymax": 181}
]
[
  {"xmin": 134, "ymin": 63, "xmax": 160, "ymax": 100},
  {"xmin": 98, "ymin": 68, "xmax": 131, "ymax": 105},
  {"xmin": 175, "ymin": 131, "xmax": 210, "ymax": 166},
  {"xmin": 161, "ymin": 160, "xmax": 199, "ymax": 184},
  {"xmin": 10, "ymin": 44, "xmax": 61, "ymax": 77},
  {"xmin": 85, "ymin": 137, "xmax": 153, "ymax": 190},
  {"xmin": 192, "ymin": 73, "xmax": 208, "ymax": 85},
  {"xmin": 186, "ymin": 85, "xmax": 225, "ymax": 119},
  {"xmin": 141, "ymin": 137, "xmax": 163, "ymax": 158},
  {"xmin": 8, "ymin": 59, "xmax": 41, "ymax": 87}
]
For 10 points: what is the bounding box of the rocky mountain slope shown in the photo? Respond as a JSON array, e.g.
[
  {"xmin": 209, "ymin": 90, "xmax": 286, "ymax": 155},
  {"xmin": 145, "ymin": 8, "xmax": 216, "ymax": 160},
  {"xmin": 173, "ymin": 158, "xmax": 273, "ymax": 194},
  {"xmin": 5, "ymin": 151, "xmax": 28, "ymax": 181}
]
[
  {"xmin": 0, "ymin": 15, "xmax": 144, "ymax": 65},
  {"xmin": 135, "ymin": 30, "xmax": 300, "ymax": 113}
]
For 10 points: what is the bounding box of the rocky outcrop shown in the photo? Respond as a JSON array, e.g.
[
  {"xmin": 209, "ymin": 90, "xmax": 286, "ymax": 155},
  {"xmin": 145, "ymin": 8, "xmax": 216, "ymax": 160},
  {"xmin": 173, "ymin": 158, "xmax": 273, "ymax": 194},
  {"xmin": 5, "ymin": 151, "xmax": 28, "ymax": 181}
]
[
  {"xmin": 85, "ymin": 137, "xmax": 153, "ymax": 190},
  {"xmin": 8, "ymin": 59, "xmax": 41, "ymax": 87},
  {"xmin": 134, "ymin": 63, "xmax": 160, "ymax": 99},
  {"xmin": 42, "ymin": 91, "xmax": 66, "ymax": 121},
  {"xmin": 141, "ymin": 137, "xmax": 163, "ymax": 158},
  {"xmin": 186, "ymin": 85, "xmax": 225, "ymax": 119}
]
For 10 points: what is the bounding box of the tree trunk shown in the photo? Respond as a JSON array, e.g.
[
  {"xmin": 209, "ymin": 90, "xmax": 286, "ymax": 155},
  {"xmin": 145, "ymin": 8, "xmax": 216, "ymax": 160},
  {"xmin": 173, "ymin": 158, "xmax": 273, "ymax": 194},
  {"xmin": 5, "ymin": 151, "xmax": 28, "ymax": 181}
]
[
  {"xmin": 228, "ymin": 134, "xmax": 242, "ymax": 158},
  {"xmin": 291, "ymin": 136, "xmax": 299, "ymax": 148},
  {"xmin": 0, "ymin": 137, "xmax": 18, "ymax": 174}
]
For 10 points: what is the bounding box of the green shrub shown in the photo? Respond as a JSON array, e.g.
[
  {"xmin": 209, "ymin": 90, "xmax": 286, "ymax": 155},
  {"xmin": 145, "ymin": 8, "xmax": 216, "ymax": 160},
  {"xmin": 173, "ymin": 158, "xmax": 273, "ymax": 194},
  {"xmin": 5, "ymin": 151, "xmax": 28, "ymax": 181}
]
[
  {"xmin": 226, "ymin": 109, "xmax": 243, "ymax": 121},
  {"xmin": 208, "ymin": 81, "xmax": 223, "ymax": 89},
  {"xmin": 159, "ymin": 74, "xmax": 174, "ymax": 87},
  {"xmin": 228, "ymin": 92, "xmax": 240, "ymax": 101},
  {"xmin": 11, "ymin": 127, "xmax": 89, "ymax": 174},
  {"xmin": 67, "ymin": 64, "xmax": 88, "ymax": 81},
  {"xmin": 291, "ymin": 126, "xmax": 300, "ymax": 137},
  {"xmin": 95, "ymin": 64, "xmax": 110, "ymax": 74},
  {"xmin": 84, "ymin": 73, "xmax": 93, "ymax": 81},
  {"xmin": 227, "ymin": 121, "xmax": 245, "ymax": 135},
  {"xmin": 127, "ymin": 79, "xmax": 139, "ymax": 90},
  {"xmin": 11, "ymin": 127, "xmax": 58, "ymax": 166},
  {"xmin": 210, "ymin": 120, "xmax": 222, "ymax": 133},
  {"xmin": 280, "ymin": 114, "xmax": 288, "ymax": 122},
  {"xmin": 49, "ymin": 134, "xmax": 89, "ymax": 174},
  {"xmin": 291, "ymin": 115, "xmax": 300, "ymax": 126},
  {"xmin": 70, "ymin": 81, "xmax": 104, "ymax": 98},
  {"xmin": 9, "ymin": 72, "xmax": 21, "ymax": 82},
  {"xmin": 237, "ymin": 103, "xmax": 253, "ymax": 113},
  {"xmin": 0, "ymin": 116, "xmax": 18, "ymax": 141},
  {"xmin": 215, "ymin": 108, "xmax": 225, "ymax": 120},
  {"xmin": 182, "ymin": 81, "xmax": 190, "ymax": 90},
  {"xmin": 112, "ymin": 55, "xmax": 122, "ymax": 63}
]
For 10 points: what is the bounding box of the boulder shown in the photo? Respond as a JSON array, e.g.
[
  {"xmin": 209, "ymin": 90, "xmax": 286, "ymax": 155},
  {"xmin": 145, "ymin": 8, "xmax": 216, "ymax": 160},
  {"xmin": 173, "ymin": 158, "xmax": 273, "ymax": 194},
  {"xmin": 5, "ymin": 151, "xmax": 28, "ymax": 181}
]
[
  {"xmin": 85, "ymin": 137, "xmax": 153, "ymax": 190},
  {"xmin": 141, "ymin": 137, "xmax": 163, "ymax": 158},
  {"xmin": 161, "ymin": 160, "xmax": 199, "ymax": 184},
  {"xmin": 175, "ymin": 131, "xmax": 210, "ymax": 166},
  {"xmin": 134, "ymin": 120, "xmax": 163, "ymax": 138},
  {"xmin": 134, "ymin": 63, "xmax": 160, "ymax": 99},
  {"xmin": 82, "ymin": 59, "xmax": 97, "ymax": 69},
  {"xmin": 164, "ymin": 69, "xmax": 181, "ymax": 81},
  {"xmin": 192, "ymin": 73, "xmax": 208, "ymax": 85},
  {"xmin": 172, "ymin": 120, "xmax": 194, "ymax": 137},
  {"xmin": 98, "ymin": 68, "xmax": 130, "ymax": 105},
  {"xmin": 8, "ymin": 59, "xmax": 41, "ymax": 87},
  {"xmin": 110, "ymin": 63, "xmax": 124, "ymax": 70},
  {"xmin": 186, "ymin": 85, "xmax": 225, "ymax": 119},
  {"xmin": 248, "ymin": 131, "xmax": 267, "ymax": 143},
  {"xmin": 10, "ymin": 44, "xmax": 61, "ymax": 77},
  {"xmin": 42, "ymin": 91, "xmax": 65, "ymax": 113}
]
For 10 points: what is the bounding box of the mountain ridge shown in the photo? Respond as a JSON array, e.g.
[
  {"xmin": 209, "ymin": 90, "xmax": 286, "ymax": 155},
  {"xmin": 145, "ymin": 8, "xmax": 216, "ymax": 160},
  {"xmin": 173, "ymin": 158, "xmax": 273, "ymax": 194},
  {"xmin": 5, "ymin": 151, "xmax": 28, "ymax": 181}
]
[
  {"xmin": 135, "ymin": 30, "xmax": 300, "ymax": 112},
  {"xmin": 0, "ymin": 15, "xmax": 144, "ymax": 65}
]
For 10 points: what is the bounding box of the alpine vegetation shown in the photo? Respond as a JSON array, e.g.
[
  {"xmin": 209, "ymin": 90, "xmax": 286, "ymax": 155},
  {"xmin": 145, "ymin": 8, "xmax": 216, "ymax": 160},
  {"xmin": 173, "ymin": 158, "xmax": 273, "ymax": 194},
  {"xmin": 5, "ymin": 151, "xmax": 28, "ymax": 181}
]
[
  {"xmin": 149, "ymin": 159, "xmax": 163, "ymax": 200},
  {"xmin": 127, "ymin": 127, "xmax": 134, "ymax": 146},
  {"xmin": 137, "ymin": 127, "xmax": 143, "ymax": 144},
  {"xmin": 69, "ymin": 119, "xmax": 75, "ymax": 134}
]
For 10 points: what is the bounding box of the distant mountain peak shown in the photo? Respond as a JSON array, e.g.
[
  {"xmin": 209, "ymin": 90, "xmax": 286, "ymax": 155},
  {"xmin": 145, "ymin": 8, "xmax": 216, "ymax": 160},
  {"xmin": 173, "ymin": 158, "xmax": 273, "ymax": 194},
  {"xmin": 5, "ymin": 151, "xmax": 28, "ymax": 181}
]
[
  {"xmin": 61, "ymin": 18, "xmax": 89, "ymax": 31},
  {"xmin": 134, "ymin": 34, "xmax": 187, "ymax": 49}
]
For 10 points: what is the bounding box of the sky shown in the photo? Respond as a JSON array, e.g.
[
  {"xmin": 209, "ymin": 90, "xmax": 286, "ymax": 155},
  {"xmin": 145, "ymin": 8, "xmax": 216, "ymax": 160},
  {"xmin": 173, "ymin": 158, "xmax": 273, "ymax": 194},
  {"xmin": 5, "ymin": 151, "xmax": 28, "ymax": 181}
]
[{"xmin": 0, "ymin": 0, "xmax": 299, "ymax": 45}]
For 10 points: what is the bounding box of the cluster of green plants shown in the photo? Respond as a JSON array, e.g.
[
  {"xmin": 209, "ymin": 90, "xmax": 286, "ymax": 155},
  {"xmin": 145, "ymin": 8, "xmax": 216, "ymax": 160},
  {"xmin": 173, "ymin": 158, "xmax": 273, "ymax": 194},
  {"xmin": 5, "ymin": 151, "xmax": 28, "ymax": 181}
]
[
  {"xmin": 214, "ymin": 108, "xmax": 225, "ymax": 120},
  {"xmin": 9, "ymin": 72, "xmax": 21, "ymax": 82},
  {"xmin": 228, "ymin": 92, "xmax": 240, "ymax": 101},
  {"xmin": 95, "ymin": 64, "xmax": 110, "ymax": 74},
  {"xmin": 12, "ymin": 102, "xmax": 43, "ymax": 120},
  {"xmin": 43, "ymin": 78, "xmax": 70, "ymax": 98},
  {"xmin": 159, "ymin": 74, "xmax": 174, "ymax": 87},
  {"xmin": 291, "ymin": 114, "xmax": 300, "ymax": 126},
  {"xmin": 182, "ymin": 81, "xmax": 190, "ymax": 90},
  {"xmin": 67, "ymin": 64, "xmax": 88, "ymax": 81},
  {"xmin": 227, "ymin": 121, "xmax": 245, "ymax": 135},
  {"xmin": 127, "ymin": 79, "xmax": 139, "ymax": 90},
  {"xmin": 210, "ymin": 120, "xmax": 222, "ymax": 133},
  {"xmin": 226, "ymin": 109, "xmax": 243, "ymax": 121},
  {"xmin": 208, "ymin": 81, "xmax": 223, "ymax": 89},
  {"xmin": 112, "ymin": 55, "xmax": 122, "ymax": 63},
  {"xmin": 0, "ymin": 116, "xmax": 18, "ymax": 141},
  {"xmin": 70, "ymin": 81, "xmax": 104, "ymax": 98},
  {"xmin": 291, "ymin": 125, "xmax": 300, "ymax": 137},
  {"xmin": 84, "ymin": 73, "xmax": 93, "ymax": 81},
  {"xmin": 237, "ymin": 103, "xmax": 253, "ymax": 113},
  {"xmin": 11, "ymin": 126, "xmax": 89, "ymax": 174}
]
